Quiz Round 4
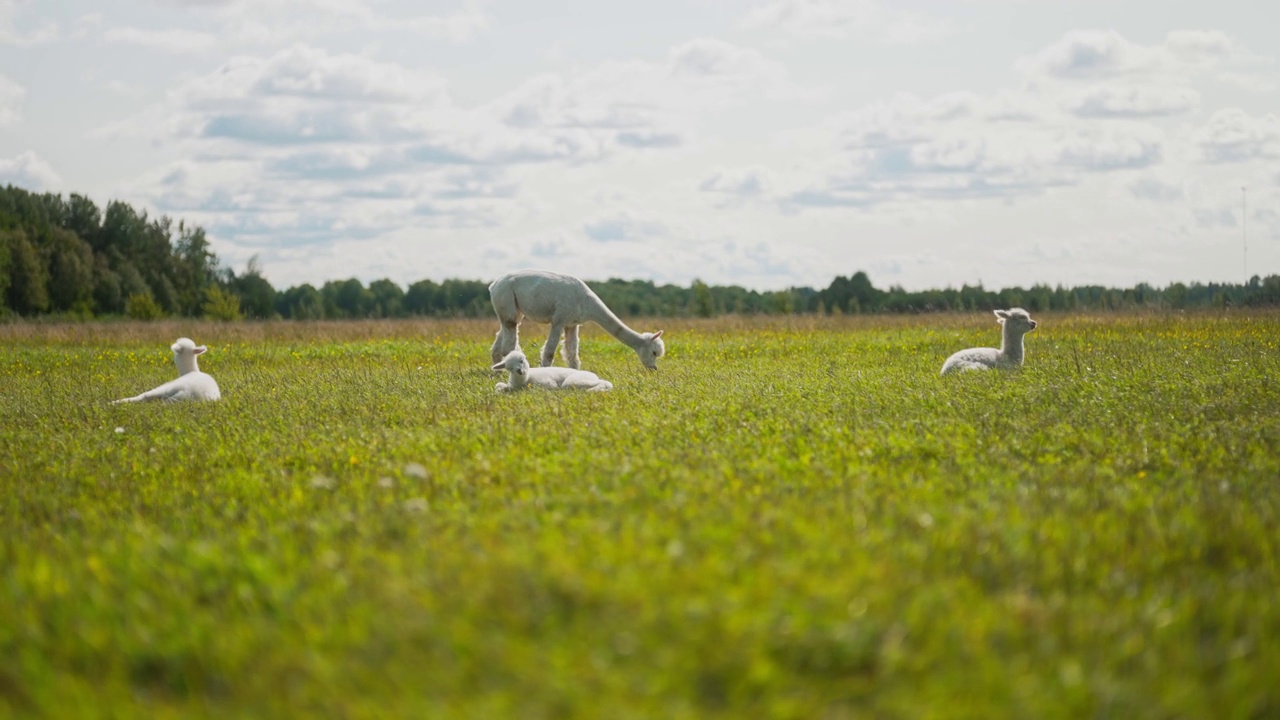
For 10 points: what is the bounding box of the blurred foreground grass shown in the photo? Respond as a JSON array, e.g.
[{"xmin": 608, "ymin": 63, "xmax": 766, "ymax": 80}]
[{"xmin": 1, "ymin": 312, "xmax": 1278, "ymax": 718}]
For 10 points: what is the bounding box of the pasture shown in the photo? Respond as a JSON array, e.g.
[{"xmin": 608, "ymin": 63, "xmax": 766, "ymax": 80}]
[{"xmin": 2, "ymin": 311, "xmax": 1278, "ymax": 718}]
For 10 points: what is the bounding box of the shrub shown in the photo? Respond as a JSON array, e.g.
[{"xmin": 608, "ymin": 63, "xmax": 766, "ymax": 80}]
[
  {"xmin": 125, "ymin": 293, "xmax": 165, "ymax": 320},
  {"xmin": 203, "ymin": 285, "xmax": 244, "ymax": 321}
]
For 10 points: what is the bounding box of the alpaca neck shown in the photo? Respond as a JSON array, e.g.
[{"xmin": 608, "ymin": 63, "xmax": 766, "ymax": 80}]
[
  {"xmin": 175, "ymin": 355, "xmax": 199, "ymax": 376},
  {"xmin": 583, "ymin": 291, "xmax": 645, "ymax": 348},
  {"xmin": 508, "ymin": 372, "xmax": 530, "ymax": 390},
  {"xmin": 1000, "ymin": 327, "xmax": 1025, "ymax": 365}
]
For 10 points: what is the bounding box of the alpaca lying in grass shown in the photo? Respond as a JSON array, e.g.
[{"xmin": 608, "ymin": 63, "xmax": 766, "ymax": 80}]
[
  {"xmin": 489, "ymin": 269, "xmax": 665, "ymax": 370},
  {"xmin": 112, "ymin": 338, "xmax": 222, "ymax": 403},
  {"xmin": 492, "ymin": 349, "xmax": 613, "ymax": 392},
  {"xmin": 940, "ymin": 308, "xmax": 1038, "ymax": 376}
]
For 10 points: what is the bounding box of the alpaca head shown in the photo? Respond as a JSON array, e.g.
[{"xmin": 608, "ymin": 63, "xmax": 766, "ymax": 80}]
[
  {"xmin": 171, "ymin": 337, "xmax": 208, "ymax": 374},
  {"xmin": 637, "ymin": 330, "xmax": 665, "ymax": 370},
  {"xmin": 492, "ymin": 349, "xmax": 531, "ymax": 380},
  {"xmin": 994, "ymin": 308, "xmax": 1037, "ymax": 335}
]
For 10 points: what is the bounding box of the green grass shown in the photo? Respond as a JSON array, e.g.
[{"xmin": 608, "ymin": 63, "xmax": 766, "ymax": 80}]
[{"xmin": 2, "ymin": 312, "xmax": 1278, "ymax": 719}]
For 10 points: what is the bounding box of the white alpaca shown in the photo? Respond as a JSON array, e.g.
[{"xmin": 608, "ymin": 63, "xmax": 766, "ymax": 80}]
[
  {"xmin": 940, "ymin": 308, "xmax": 1038, "ymax": 376},
  {"xmin": 112, "ymin": 338, "xmax": 222, "ymax": 403},
  {"xmin": 492, "ymin": 349, "xmax": 613, "ymax": 392},
  {"xmin": 489, "ymin": 269, "xmax": 665, "ymax": 370}
]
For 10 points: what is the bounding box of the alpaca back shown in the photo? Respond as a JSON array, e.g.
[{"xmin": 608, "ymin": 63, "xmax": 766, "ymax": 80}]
[
  {"xmin": 528, "ymin": 367, "xmax": 613, "ymax": 391},
  {"xmin": 496, "ymin": 267, "xmax": 601, "ymax": 324},
  {"xmin": 168, "ymin": 372, "xmax": 222, "ymax": 401},
  {"xmin": 113, "ymin": 371, "xmax": 221, "ymax": 403},
  {"xmin": 940, "ymin": 347, "xmax": 1002, "ymax": 375}
]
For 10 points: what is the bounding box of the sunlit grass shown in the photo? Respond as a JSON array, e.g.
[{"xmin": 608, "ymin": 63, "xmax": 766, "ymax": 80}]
[{"xmin": 2, "ymin": 311, "xmax": 1279, "ymax": 718}]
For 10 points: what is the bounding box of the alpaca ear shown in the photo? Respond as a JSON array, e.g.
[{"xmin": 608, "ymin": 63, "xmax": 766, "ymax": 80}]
[
  {"xmin": 652, "ymin": 330, "xmax": 664, "ymax": 339},
  {"xmin": 491, "ymin": 362, "xmax": 505, "ymax": 371},
  {"xmin": 194, "ymin": 346, "xmax": 208, "ymax": 355},
  {"xmin": 993, "ymin": 310, "xmax": 1009, "ymax": 319}
]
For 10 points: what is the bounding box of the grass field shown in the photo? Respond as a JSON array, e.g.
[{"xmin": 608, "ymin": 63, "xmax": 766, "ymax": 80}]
[{"xmin": 2, "ymin": 311, "xmax": 1278, "ymax": 719}]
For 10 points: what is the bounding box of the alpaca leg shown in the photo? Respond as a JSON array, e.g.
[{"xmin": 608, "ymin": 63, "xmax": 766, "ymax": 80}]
[
  {"xmin": 491, "ymin": 320, "xmax": 519, "ymax": 364},
  {"xmin": 541, "ymin": 324, "xmax": 563, "ymax": 367},
  {"xmin": 489, "ymin": 280, "xmax": 522, "ymax": 363},
  {"xmin": 562, "ymin": 325, "xmax": 581, "ymax": 369}
]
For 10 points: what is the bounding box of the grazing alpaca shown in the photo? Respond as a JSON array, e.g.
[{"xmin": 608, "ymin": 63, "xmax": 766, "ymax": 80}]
[
  {"xmin": 940, "ymin": 308, "xmax": 1038, "ymax": 376},
  {"xmin": 489, "ymin": 269, "xmax": 665, "ymax": 370},
  {"xmin": 112, "ymin": 338, "xmax": 222, "ymax": 403},
  {"xmin": 492, "ymin": 349, "xmax": 613, "ymax": 392}
]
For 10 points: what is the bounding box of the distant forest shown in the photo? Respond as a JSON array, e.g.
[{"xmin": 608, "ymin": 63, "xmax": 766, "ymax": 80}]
[{"xmin": 4, "ymin": 184, "xmax": 1279, "ymax": 321}]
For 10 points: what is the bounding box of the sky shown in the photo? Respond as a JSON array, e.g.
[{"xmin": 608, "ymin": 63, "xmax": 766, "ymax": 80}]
[{"xmin": 1, "ymin": 0, "xmax": 1277, "ymax": 292}]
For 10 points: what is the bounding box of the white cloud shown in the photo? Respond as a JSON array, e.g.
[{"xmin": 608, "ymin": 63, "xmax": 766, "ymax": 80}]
[
  {"xmin": 1056, "ymin": 125, "xmax": 1164, "ymax": 171},
  {"xmin": 835, "ymin": 93, "xmax": 1000, "ymax": 148},
  {"xmin": 476, "ymin": 37, "xmax": 793, "ymax": 162},
  {"xmin": 1163, "ymin": 30, "xmax": 1236, "ymax": 63},
  {"xmin": 1217, "ymin": 72, "xmax": 1277, "ymax": 94},
  {"xmin": 404, "ymin": 1, "xmax": 489, "ymax": 42},
  {"xmin": 769, "ymin": 26, "xmax": 1268, "ymax": 218},
  {"xmin": 669, "ymin": 37, "xmax": 784, "ymax": 86},
  {"xmin": 103, "ymin": 26, "xmax": 218, "ymax": 54},
  {"xmin": 1019, "ymin": 29, "xmax": 1240, "ymax": 81},
  {"xmin": 102, "ymin": 79, "xmax": 148, "ymax": 98},
  {"xmin": 741, "ymin": 0, "xmax": 954, "ymax": 44},
  {"xmin": 1065, "ymin": 85, "xmax": 1199, "ymax": 118},
  {"xmin": 700, "ymin": 166, "xmax": 775, "ymax": 200},
  {"xmin": 176, "ymin": 0, "xmax": 490, "ymax": 48},
  {"xmin": 1196, "ymin": 108, "xmax": 1280, "ymax": 163},
  {"xmin": 583, "ymin": 210, "xmax": 669, "ymax": 243},
  {"xmin": 1129, "ymin": 176, "xmax": 1184, "ymax": 202},
  {"xmin": 198, "ymin": 44, "xmax": 448, "ymax": 106},
  {"xmin": 125, "ymin": 44, "xmax": 458, "ymax": 152},
  {"xmin": 780, "ymin": 89, "xmax": 1172, "ymax": 211},
  {"xmin": 0, "ymin": 150, "xmax": 60, "ymax": 189},
  {"xmin": 0, "ymin": 0, "xmax": 58, "ymax": 46},
  {"xmin": 0, "ymin": 73, "xmax": 23, "ymax": 125},
  {"xmin": 496, "ymin": 37, "xmax": 788, "ymax": 129},
  {"xmin": 1194, "ymin": 206, "xmax": 1238, "ymax": 228},
  {"xmin": 494, "ymin": 73, "xmax": 660, "ymax": 131},
  {"xmin": 1254, "ymin": 209, "xmax": 1280, "ymax": 241}
]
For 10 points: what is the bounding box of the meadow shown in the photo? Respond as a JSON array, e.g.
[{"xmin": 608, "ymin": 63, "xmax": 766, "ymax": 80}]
[{"xmin": 1, "ymin": 311, "xmax": 1278, "ymax": 719}]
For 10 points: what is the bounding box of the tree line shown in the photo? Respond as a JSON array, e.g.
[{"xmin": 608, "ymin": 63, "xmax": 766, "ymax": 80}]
[{"xmin": 3, "ymin": 184, "xmax": 1279, "ymax": 321}]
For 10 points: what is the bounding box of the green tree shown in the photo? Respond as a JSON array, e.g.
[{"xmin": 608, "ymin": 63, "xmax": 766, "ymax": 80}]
[
  {"xmin": 369, "ymin": 278, "xmax": 406, "ymax": 317},
  {"xmin": 770, "ymin": 289, "xmax": 795, "ymax": 314},
  {"xmin": 233, "ymin": 256, "xmax": 276, "ymax": 319},
  {"xmin": 174, "ymin": 222, "xmax": 219, "ymax": 315},
  {"xmin": 92, "ymin": 256, "xmax": 123, "ymax": 315},
  {"xmin": 405, "ymin": 279, "xmax": 439, "ymax": 315},
  {"xmin": 44, "ymin": 227, "xmax": 95, "ymax": 312},
  {"xmin": 116, "ymin": 261, "xmax": 151, "ymax": 303},
  {"xmin": 0, "ymin": 227, "xmax": 10, "ymax": 305},
  {"xmin": 95, "ymin": 201, "xmax": 145, "ymax": 256},
  {"xmin": 324, "ymin": 278, "xmax": 374, "ymax": 318},
  {"xmin": 691, "ymin": 279, "xmax": 714, "ymax": 318},
  {"xmin": 3, "ymin": 228, "xmax": 49, "ymax": 314},
  {"xmin": 61, "ymin": 194, "xmax": 102, "ymax": 246},
  {"xmin": 277, "ymin": 283, "xmax": 323, "ymax": 319}
]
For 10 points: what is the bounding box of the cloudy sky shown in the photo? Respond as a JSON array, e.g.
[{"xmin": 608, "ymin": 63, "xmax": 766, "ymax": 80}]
[{"xmin": 2, "ymin": 0, "xmax": 1277, "ymax": 291}]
